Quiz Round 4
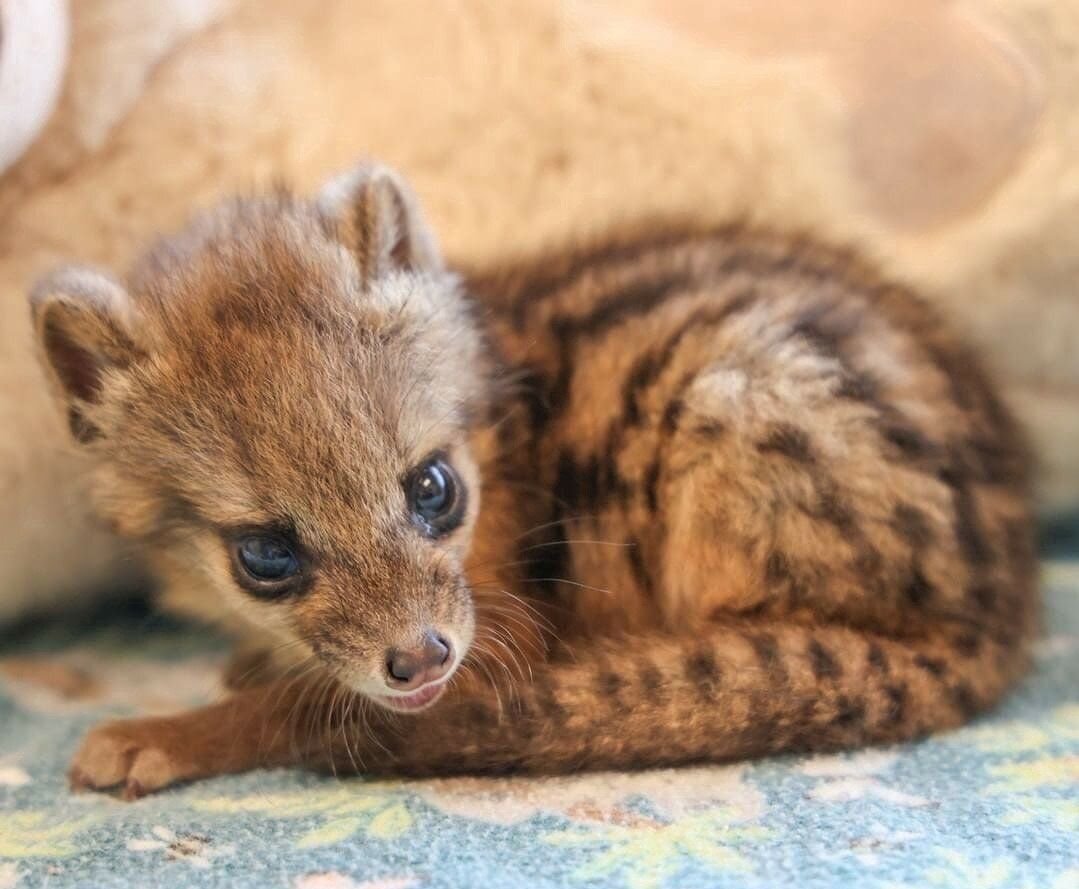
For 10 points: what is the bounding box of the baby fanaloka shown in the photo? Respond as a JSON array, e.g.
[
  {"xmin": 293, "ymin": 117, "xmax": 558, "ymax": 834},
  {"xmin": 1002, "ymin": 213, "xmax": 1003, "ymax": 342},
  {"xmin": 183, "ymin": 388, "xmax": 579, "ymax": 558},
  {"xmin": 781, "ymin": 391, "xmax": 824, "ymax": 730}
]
[{"xmin": 29, "ymin": 163, "xmax": 1037, "ymax": 798}]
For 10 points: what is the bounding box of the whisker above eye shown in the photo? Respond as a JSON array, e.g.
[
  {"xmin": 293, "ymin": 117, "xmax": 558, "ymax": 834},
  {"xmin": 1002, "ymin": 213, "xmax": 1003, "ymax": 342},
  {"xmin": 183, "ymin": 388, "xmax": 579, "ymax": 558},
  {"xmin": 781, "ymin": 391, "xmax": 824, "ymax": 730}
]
[
  {"xmin": 507, "ymin": 513, "xmax": 605, "ymax": 542},
  {"xmin": 518, "ymin": 539, "xmax": 634, "ymax": 551},
  {"xmin": 518, "ymin": 577, "xmax": 619, "ymax": 597}
]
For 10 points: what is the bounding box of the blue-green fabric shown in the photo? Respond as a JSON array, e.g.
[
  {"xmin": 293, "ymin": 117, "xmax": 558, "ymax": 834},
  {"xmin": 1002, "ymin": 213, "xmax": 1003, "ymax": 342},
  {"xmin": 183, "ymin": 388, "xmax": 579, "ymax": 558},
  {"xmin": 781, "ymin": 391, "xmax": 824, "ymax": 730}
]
[{"xmin": 1, "ymin": 563, "xmax": 1076, "ymax": 889}]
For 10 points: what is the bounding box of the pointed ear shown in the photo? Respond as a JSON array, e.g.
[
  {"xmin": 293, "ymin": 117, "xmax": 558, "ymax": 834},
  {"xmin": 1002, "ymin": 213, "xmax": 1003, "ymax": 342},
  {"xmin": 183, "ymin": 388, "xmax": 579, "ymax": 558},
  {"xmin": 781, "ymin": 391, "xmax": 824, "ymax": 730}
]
[
  {"xmin": 29, "ymin": 267, "xmax": 143, "ymax": 443},
  {"xmin": 317, "ymin": 162, "xmax": 443, "ymax": 284}
]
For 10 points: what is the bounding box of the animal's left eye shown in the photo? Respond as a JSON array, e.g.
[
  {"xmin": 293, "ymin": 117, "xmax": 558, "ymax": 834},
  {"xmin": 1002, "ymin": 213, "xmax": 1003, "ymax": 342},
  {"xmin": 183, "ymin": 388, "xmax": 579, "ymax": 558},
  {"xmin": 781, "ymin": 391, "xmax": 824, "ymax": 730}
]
[
  {"xmin": 231, "ymin": 534, "xmax": 303, "ymax": 597},
  {"xmin": 406, "ymin": 457, "xmax": 465, "ymax": 535}
]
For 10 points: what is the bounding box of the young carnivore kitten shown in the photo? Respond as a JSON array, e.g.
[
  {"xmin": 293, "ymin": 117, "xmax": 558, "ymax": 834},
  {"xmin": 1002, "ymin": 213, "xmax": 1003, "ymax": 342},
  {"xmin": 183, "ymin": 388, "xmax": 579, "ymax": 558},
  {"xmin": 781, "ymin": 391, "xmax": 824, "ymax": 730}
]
[{"xmin": 30, "ymin": 163, "xmax": 1038, "ymax": 799}]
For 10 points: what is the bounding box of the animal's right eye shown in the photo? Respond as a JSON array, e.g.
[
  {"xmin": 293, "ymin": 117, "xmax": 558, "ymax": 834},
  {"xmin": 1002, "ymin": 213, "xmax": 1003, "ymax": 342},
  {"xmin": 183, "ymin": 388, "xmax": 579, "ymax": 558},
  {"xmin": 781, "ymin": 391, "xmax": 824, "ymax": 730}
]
[
  {"xmin": 230, "ymin": 533, "xmax": 304, "ymax": 598},
  {"xmin": 405, "ymin": 456, "xmax": 466, "ymax": 537}
]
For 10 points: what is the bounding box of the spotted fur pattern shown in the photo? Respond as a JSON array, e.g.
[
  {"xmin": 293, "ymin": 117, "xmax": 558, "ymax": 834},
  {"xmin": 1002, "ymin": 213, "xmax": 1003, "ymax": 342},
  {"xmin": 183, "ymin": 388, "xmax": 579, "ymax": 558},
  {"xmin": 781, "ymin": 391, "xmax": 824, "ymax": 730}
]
[{"xmin": 31, "ymin": 164, "xmax": 1037, "ymax": 797}]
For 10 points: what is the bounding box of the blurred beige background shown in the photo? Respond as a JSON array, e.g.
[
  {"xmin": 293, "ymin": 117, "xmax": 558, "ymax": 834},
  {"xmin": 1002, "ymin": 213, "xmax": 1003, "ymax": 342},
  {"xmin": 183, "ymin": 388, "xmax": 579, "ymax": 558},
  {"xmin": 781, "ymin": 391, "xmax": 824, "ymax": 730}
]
[{"xmin": 1, "ymin": 0, "xmax": 1077, "ymax": 619}]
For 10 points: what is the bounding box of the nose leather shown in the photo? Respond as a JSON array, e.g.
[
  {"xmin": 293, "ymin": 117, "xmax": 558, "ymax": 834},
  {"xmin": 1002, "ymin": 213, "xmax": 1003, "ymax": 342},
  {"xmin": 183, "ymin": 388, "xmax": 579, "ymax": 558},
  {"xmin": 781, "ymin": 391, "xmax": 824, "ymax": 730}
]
[{"xmin": 385, "ymin": 630, "xmax": 452, "ymax": 690}]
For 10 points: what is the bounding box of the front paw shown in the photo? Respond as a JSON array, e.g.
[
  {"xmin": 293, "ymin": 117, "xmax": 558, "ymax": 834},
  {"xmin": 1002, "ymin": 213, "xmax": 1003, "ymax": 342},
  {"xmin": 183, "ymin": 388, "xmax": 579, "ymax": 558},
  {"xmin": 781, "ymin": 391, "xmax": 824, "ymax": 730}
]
[{"xmin": 69, "ymin": 718, "xmax": 193, "ymax": 800}]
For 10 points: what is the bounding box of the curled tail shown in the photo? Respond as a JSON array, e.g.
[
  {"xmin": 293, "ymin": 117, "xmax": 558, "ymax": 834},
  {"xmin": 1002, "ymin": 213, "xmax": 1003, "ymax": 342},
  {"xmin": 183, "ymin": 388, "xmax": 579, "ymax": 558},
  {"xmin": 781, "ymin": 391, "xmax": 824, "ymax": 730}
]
[{"xmin": 342, "ymin": 617, "xmax": 1033, "ymax": 775}]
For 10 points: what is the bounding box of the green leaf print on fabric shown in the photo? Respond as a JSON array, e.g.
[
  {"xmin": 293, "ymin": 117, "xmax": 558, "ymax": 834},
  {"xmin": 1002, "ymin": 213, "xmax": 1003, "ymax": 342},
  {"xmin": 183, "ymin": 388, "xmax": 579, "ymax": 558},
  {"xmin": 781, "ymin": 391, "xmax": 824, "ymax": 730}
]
[
  {"xmin": 0, "ymin": 812, "xmax": 98, "ymax": 859},
  {"xmin": 194, "ymin": 786, "xmax": 413, "ymax": 848},
  {"xmin": 544, "ymin": 808, "xmax": 768, "ymax": 889}
]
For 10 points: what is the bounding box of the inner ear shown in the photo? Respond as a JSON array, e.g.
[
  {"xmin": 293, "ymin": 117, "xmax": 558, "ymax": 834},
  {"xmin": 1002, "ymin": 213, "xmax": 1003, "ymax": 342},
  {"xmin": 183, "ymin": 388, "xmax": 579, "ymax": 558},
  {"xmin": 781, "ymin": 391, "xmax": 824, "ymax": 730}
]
[
  {"xmin": 29, "ymin": 266, "xmax": 142, "ymax": 444},
  {"xmin": 41, "ymin": 313, "xmax": 108, "ymax": 403},
  {"xmin": 318, "ymin": 162, "xmax": 443, "ymax": 283}
]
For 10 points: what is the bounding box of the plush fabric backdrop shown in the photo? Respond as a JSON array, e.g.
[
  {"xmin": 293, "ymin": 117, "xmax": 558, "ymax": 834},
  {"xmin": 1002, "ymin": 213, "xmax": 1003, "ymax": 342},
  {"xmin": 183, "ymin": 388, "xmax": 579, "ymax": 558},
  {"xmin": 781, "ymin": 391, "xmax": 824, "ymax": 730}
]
[{"xmin": 2, "ymin": 0, "xmax": 1079, "ymax": 622}]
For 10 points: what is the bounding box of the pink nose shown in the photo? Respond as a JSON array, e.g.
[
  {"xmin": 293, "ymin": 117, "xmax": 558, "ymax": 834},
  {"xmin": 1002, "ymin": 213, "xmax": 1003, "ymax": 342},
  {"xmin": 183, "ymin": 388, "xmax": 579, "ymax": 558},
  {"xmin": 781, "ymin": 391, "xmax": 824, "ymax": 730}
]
[{"xmin": 384, "ymin": 630, "xmax": 453, "ymax": 690}]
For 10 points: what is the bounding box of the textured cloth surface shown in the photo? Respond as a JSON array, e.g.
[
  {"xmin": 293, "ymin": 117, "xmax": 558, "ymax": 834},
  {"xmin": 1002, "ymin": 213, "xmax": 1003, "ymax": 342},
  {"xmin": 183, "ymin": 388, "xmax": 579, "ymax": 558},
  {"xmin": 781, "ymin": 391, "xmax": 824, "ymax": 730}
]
[
  {"xmin": 4, "ymin": 1, "xmax": 1079, "ymax": 630},
  {"xmin": 0, "ymin": 562, "xmax": 1076, "ymax": 889}
]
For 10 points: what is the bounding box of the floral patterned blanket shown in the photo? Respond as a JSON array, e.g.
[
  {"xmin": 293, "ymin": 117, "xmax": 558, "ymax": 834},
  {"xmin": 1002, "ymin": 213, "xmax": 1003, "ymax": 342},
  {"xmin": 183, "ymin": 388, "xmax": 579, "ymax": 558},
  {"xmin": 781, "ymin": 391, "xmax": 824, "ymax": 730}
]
[{"xmin": 0, "ymin": 561, "xmax": 1076, "ymax": 889}]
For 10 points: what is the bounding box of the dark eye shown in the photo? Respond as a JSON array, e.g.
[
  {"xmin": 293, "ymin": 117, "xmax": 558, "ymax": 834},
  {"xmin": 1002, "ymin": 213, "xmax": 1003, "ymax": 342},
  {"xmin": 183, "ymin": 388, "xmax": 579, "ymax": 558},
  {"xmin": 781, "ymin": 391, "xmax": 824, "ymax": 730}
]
[
  {"xmin": 232, "ymin": 534, "xmax": 302, "ymax": 595},
  {"xmin": 407, "ymin": 457, "xmax": 465, "ymax": 535}
]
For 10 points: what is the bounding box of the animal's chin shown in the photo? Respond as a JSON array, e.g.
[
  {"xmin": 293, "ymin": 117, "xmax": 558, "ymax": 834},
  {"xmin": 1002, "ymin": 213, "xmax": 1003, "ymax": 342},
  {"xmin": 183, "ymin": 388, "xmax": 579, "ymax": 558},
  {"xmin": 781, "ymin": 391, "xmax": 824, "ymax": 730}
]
[{"xmin": 369, "ymin": 679, "xmax": 448, "ymax": 713}]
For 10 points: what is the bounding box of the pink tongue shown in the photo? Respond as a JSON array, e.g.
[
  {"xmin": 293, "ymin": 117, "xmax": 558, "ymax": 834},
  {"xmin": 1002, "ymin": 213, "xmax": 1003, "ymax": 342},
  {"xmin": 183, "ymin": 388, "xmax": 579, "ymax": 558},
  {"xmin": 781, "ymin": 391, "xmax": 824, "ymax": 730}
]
[{"xmin": 398, "ymin": 683, "xmax": 442, "ymax": 707}]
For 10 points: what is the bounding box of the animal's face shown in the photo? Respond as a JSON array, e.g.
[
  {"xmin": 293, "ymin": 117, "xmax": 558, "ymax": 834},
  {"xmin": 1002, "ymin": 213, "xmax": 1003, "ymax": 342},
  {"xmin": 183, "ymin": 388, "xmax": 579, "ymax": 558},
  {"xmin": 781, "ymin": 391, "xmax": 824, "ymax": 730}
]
[{"xmin": 31, "ymin": 165, "xmax": 493, "ymax": 712}]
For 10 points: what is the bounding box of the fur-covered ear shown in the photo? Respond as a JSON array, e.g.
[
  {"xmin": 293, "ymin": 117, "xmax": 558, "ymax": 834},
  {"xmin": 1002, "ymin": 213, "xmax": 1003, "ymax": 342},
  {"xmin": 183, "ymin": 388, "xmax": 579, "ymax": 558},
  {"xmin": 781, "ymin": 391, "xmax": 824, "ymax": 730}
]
[
  {"xmin": 317, "ymin": 162, "xmax": 443, "ymax": 284},
  {"xmin": 29, "ymin": 266, "xmax": 143, "ymax": 443}
]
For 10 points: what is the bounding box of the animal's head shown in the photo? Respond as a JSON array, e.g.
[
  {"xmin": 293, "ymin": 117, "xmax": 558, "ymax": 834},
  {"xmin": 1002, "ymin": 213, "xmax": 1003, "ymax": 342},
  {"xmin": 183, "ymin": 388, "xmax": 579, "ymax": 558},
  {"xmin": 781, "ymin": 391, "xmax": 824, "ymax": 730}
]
[{"xmin": 30, "ymin": 164, "xmax": 494, "ymax": 712}]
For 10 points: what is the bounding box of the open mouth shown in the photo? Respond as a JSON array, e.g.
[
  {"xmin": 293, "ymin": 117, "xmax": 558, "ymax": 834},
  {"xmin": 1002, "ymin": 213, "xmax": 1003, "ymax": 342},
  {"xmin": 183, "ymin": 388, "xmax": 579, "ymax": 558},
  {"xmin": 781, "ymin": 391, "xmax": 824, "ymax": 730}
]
[{"xmin": 374, "ymin": 679, "xmax": 447, "ymax": 713}]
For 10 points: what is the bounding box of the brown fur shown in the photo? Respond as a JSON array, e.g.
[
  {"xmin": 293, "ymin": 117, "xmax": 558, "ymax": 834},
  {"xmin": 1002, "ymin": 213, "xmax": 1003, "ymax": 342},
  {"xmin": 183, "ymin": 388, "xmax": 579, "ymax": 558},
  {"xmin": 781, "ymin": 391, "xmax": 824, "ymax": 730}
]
[{"xmin": 31, "ymin": 163, "xmax": 1038, "ymax": 798}]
